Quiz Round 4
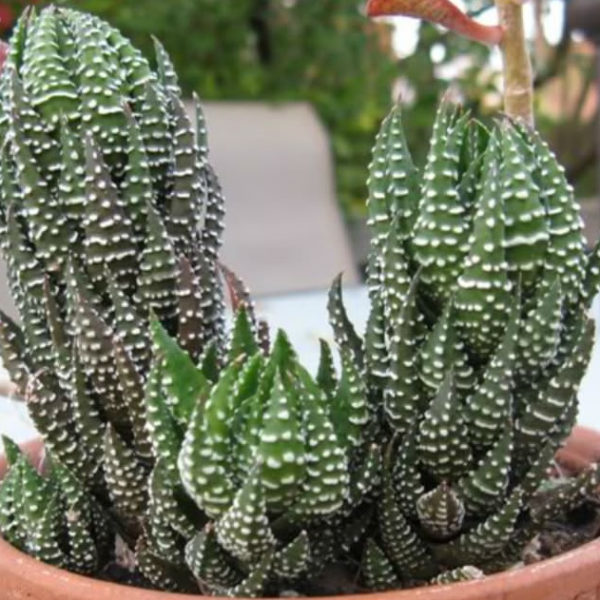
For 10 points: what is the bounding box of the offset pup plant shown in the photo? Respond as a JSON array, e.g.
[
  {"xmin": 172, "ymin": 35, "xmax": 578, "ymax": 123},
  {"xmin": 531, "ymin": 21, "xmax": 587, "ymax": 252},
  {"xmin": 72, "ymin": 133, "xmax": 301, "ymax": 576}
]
[{"xmin": 1, "ymin": 1, "xmax": 600, "ymax": 599}]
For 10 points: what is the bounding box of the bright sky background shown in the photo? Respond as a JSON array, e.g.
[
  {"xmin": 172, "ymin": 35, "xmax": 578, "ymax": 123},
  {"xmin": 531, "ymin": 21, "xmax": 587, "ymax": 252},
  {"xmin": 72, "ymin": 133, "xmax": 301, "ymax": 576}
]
[{"xmin": 392, "ymin": 0, "xmax": 566, "ymax": 60}]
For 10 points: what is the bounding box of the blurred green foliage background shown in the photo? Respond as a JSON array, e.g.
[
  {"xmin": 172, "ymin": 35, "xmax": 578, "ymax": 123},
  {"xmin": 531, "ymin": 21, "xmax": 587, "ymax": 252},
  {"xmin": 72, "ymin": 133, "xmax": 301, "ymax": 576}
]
[
  {"xmin": 53, "ymin": 0, "xmax": 400, "ymax": 218},
  {"xmin": 1, "ymin": 0, "xmax": 597, "ymax": 220}
]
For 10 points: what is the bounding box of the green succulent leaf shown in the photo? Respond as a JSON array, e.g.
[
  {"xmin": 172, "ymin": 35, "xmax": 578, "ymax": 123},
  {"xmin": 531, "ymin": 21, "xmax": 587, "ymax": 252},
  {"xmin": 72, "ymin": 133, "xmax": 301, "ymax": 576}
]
[
  {"xmin": 57, "ymin": 118, "xmax": 85, "ymax": 221},
  {"xmin": 465, "ymin": 304, "xmax": 519, "ymax": 451},
  {"xmin": 417, "ymin": 371, "xmax": 472, "ymax": 481},
  {"xmin": 215, "ymin": 466, "xmax": 276, "ymax": 563},
  {"xmin": 379, "ymin": 476, "xmax": 435, "ymax": 580},
  {"xmin": 381, "ymin": 222, "xmax": 413, "ymax": 323},
  {"xmin": 1, "ymin": 435, "xmax": 21, "ymax": 465},
  {"xmin": 193, "ymin": 92, "xmax": 209, "ymax": 165},
  {"xmin": 273, "ymin": 530, "xmax": 310, "ymax": 580},
  {"xmin": 121, "ymin": 108, "xmax": 153, "ymax": 244},
  {"xmin": 361, "ymin": 538, "xmax": 400, "ymax": 592},
  {"xmin": 70, "ymin": 348, "xmax": 106, "ymax": 470},
  {"xmin": 74, "ymin": 288, "xmax": 128, "ymax": 427},
  {"xmin": 366, "ymin": 108, "xmax": 393, "ymax": 256},
  {"xmin": 291, "ymin": 368, "xmax": 349, "ymax": 517},
  {"xmin": 524, "ymin": 127, "xmax": 586, "ymax": 305},
  {"xmin": 153, "ymin": 36, "xmax": 181, "ymax": 98},
  {"xmin": 199, "ymin": 340, "xmax": 221, "ymax": 383},
  {"xmin": 516, "ymin": 441, "xmax": 556, "ymax": 501},
  {"xmin": 6, "ymin": 200, "xmax": 46, "ymax": 302},
  {"xmin": 515, "ymin": 319, "xmax": 595, "ymax": 461},
  {"xmin": 583, "ymin": 237, "xmax": 600, "ymax": 307},
  {"xmin": 443, "ymin": 490, "xmax": 523, "ymax": 566},
  {"xmin": 0, "ymin": 309, "xmax": 30, "ymax": 393},
  {"xmin": 10, "ymin": 68, "xmax": 62, "ymax": 184},
  {"xmin": 391, "ymin": 430, "xmax": 425, "ymax": 519},
  {"xmin": 316, "ymin": 338, "xmax": 337, "ymax": 398},
  {"xmin": 348, "ymin": 443, "xmax": 382, "ymax": 507},
  {"xmin": 0, "ymin": 458, "xmax": 27, "ymax": 549},
  {"xmin": 515, "ymin": 274, "xmax": 562, "ymax": 382},
  {"xmin": 418, "ymin": 303, "xmax": 475, "ymax": 399},
  {"xmin": 145, "ymin": 358, "xmax": 183, "ymax": 472},
  {"xmin": 454, "ymin": 132, "xmax": 512, "ymax": 359},
  {"xmin": 412, "ymin": 105, "xmax": 470, "ymax": 302},
  {"xmin": 167, "ymin": 93, "xmax": 203, "ymax": 252},
  {"xmin": 103, "ymin": 425, "xmax": 148, "ymax": 520},
  {"xmin": 365, "ymin": 289, "xmax": 388, "ymax": 390},
  {"xmin": 416, "ymin": 482, "xmax": 465, "ymax": 541},
  {"xmin": 185, "ymin": 526, "xmax": 241, "ymax": 588},
  {"xmin": 107, "ymin": 271, "xmax": 150, "ymax": 370},
  {"xmin": 328, "ymin": 274, "xmax": 364, "ymax": 368},
  {"xmin": 331, "ymin": 345, "xmax": 370, "ymax": 449},
  {"xmin": 82, "ymin": 134, "xmax": 137, "ymax": 289},
  {"xmin": 149, "ymin": 457, "xmax": 196, "ymax": 540},
  {"xmin": 177, "ymin": 256, "xmax": 208, "ymax": 364},
  {"xmin": 226, "ymin": 551, "xmax": 273, "ymax": 598},
  {"xmin": 136, "ymin": 531, "xmax": 198, "ymax": 593},
  {"xmin": 530, "ymin": 463, "xmax": 600, "ymax": 524},
  {"xmin": 113, "ymin": 337, "xmax": 153, "ymax": 459},
  {"xmin": 150, "ymin": 313, "xmax": 210, "ymax": 426},
  {"xmin": 137, "ymin": 203, "xmax": 179, "ymax": 322},
  {"xmin": 257, "ymin": 371, "xmax": 306, "ymax": 511},
  {"xmin": 53, "ymin": 461, "xmax": 100, "ymax": 574},
  {"xmin": 65, "ymin": 10, "xmax": 129, "ymax": 166},
  {"xmin": 228, "ymin": 307, "xmax": 260, "ymax": 363},
  {"xmin": 458, "ymin": 427, "xmax": 513, "ymax": 516},
  {"xmin": 178, "ymin": 359, "xmax": 240, "ymax": 518},
  {"xmin": 384, "ymin": 270, "xmax": 423, "ymax": 434},
  {"xmin": 26, "ymin": 373, "xmax": 87, "ymax": 479},
  {"xmin": 29, "ymin": 491, "xmax": 67, "ymax": 567},
  {"xmin": 499, "ymin": 123, "xmax": 549, "ymax": 286}
]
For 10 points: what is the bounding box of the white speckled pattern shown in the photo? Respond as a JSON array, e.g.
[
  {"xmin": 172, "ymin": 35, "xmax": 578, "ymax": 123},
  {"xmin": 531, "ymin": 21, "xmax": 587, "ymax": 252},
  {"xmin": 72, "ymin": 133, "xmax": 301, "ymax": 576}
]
[{"xmin": 1, "ymin": 287, "xmax": 598, "ymax": 452}]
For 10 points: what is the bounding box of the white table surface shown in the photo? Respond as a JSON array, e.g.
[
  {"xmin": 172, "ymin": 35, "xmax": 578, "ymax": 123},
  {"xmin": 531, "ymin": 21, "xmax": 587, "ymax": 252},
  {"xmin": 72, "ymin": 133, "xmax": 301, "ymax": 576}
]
[{"xmin": 1, "ymin": 286, "xmax": 599, "ymax": 450}]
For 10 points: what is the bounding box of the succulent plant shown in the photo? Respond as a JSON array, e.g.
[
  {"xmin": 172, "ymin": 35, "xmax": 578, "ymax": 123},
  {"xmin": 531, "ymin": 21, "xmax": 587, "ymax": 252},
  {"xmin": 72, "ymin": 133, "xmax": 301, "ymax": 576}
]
[
  {"xmin": 0, "ymin": 3, "xmax": 230, "ymax": 587},
  {"xmin": 325, "ymin": 101, "xmax": 600, "ymax": 589},
  {"xmin": 0, "ymin": 6, "xmax": 393, "ymax": 596},
  {"xmin": 1, "ymin": 5, "xmax": 599, "ymax": 599},
  {"xmin": 4, "ymin": 84, "xmax": 600, "ymax": 597},
  {"xmin": 0, "ymin": 7, "xmax": 228, "ymax": 446}
]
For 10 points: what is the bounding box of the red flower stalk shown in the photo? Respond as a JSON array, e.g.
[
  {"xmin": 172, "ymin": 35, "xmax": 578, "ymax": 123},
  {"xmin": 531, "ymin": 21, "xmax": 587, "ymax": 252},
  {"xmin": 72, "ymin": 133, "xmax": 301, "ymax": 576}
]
[{"xmin": 366, "ymin": 0, "xmax": 504, "ymax": 46}]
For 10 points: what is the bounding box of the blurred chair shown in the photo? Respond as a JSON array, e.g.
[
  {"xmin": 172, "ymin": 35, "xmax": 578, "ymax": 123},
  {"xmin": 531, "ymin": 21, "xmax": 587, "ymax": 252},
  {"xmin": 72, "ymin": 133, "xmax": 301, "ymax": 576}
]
[{"xmin": 201, "ymin": 101, "xmax": 359, "ymax": 296}]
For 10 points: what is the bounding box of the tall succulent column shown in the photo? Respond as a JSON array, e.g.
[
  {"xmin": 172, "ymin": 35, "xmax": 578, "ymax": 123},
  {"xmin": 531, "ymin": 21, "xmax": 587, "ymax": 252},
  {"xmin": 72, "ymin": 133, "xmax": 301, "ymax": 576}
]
[
  {"xmin": 0, "ymin": 3, "xmax": 228, "ymax": 558},
  {"xmin": 322, "ymin": 96, "xmax": 600, "ymax": 591}
]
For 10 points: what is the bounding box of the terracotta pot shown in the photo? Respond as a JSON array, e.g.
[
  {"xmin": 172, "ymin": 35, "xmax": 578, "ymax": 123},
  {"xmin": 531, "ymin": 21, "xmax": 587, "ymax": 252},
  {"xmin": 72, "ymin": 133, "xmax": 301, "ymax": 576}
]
[{"xmin": 1, "ymin": 429, "xmax": 600, "ymax": 600}]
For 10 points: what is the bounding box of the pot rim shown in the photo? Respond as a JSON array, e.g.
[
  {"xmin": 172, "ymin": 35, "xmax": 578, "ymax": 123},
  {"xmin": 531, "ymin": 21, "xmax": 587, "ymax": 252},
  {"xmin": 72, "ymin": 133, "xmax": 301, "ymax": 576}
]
[{"xmin": 1, "ymin": 427, "xmax": 599, "ymax": 600}]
